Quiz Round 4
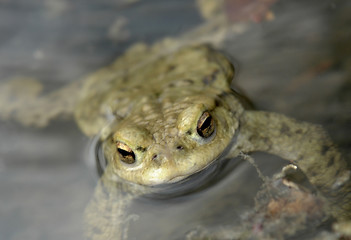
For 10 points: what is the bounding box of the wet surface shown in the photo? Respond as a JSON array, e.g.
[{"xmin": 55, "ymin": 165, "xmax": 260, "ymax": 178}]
[{"xmin": 0, "ymin": 0, "xmax": 350, "ymax": 239}]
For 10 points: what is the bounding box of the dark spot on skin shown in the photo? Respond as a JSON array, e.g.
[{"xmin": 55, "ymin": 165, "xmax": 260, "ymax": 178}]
[
  {"xmin": 167, "ymin": 65, "xmax": 176, "ymax": 71},
  {"xmin": 176, "ymin": 145, "xmax": 184, "ymax": 150},
  {"xmin": 321, "ymin": 145, "xmax": 330, "ymax": 155},
  {"xmin": 152, "ymin": 154, "xmax": 158, "ymax": 160},
  {"xmin": 122, "ymin": 76, "xmax": 128, "ymax": 83},
  {"xmin": 327, "ymin": 157, "xmax": 335, "ymax": 167},
  {"xmin": 217, "ymin": 90, "xmax": 231, "ymax": 99},
  {"xmin": 309, "ymin": 170, "xmax": 318, "ymax": 177},
  {"xmin": 214, "ymin": 99, "xmax": 221, "ymax": 107},
  {"xmin": 186, "ymin": 130, "xmax": 192, "ymax": 135},
  {"xmin": 184, "ymin": 79, "xmax": 194, "ymax": 84},
  {"xmin": 136, "ymin": 146, "xmax": 147, "ymax": 152},
  {"xmin": 262, "ymin": 137, "xmax": 273, "ymax": 151},
  {"xmin": 154, "ymin": 91, "xmax": 161, "ymax": 98},
  {"xmin": 168, "ymin": 83, "xmax": 175, "ymax": 88},
  {"xmin": 248, "ymin": 135, "xmax": 273, "ymax": 151},
  {"xmin": 295, "ymin": 129, "xmax": 303, "ymax": 134},
  {"xmin": 202, "ymin": 69, "xmax": 220, "ymax": 85},
  {"xmin": 280, "ymin": 123, "xmax": 291, "ymax": 135}
]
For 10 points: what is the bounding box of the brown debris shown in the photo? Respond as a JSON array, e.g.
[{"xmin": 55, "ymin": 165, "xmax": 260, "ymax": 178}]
[
  {"xmin": 266, "ymin": 188, "xmax": 324, "ymax": 219},
  {"xmin": 224, "ymin": 0, "xmax": 278, "ymax": 23}
]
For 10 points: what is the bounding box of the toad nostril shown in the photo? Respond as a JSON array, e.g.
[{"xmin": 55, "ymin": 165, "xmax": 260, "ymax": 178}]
[
  {"xmin": 152, "ymin": 154, "xmax": 158, "ymax": 160},
  {"xmin": 176, "ymin": 145, "xmax": 184, "ymax": 150}
]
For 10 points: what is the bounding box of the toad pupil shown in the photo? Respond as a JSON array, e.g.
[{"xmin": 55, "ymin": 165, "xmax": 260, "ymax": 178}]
[
  {"xmin": 116, "ymin": 142, "xmax": 135, "ymax": 164},
  {"xmin": 197, "ymin": 111, "xmax": 215, "ymax": 138}
]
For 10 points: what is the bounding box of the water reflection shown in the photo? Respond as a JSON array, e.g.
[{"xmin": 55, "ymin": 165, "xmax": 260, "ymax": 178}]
[{"xmin": 84, "ymin": 152, "xmax": 278, "ymax": 240}]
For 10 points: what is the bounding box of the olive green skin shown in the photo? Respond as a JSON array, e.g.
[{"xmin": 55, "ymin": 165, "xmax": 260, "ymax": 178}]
[{"xmin": 76, "ymin": 44, "xmax": 350, "ymax": 240}]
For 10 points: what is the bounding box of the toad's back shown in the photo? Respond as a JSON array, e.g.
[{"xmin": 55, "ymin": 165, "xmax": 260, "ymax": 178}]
[
  {"xmin": 74, "ymin": 44, "xmax": 236, "ymax": 137},
  {"xmin": 75, "ymin": 44, "xmax": 245, "ymax": 186}
]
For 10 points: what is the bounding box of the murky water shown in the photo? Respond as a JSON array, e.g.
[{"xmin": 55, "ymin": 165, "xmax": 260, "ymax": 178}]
[{"xmin": 0, "ymin": 0, "xmax": 350, "ymax": 239}]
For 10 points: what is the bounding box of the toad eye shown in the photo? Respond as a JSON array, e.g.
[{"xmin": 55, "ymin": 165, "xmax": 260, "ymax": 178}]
[
  {"xmin": 197, "ymin": 111, "xmax": 215, "ymax": 138},
  {"xmin": 116, "ymin": 142, "xmax": 135, "ymax": 164}
]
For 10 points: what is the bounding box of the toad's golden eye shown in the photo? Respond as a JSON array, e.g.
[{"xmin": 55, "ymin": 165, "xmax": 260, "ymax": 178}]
[
  {"xmin": 197, "ymin": 111, "xmax": 215, "ymax": 138},
  {"xmin": 116, "ymin": 142, "xmax": 135, "ymax": 164}
]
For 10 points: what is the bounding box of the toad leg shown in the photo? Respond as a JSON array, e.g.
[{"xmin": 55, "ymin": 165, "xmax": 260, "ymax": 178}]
[
  {"xmin": 231, "ymin": 110, "xmax": 351, "ymax": 220},
  {"xmin": 84, "ymin": 168, "xmax": 139, "ymax": 240}
]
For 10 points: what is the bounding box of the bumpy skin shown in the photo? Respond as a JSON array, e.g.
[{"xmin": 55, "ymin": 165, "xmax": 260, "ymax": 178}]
[
  {"xmin": 77, "ymin": 44, "xmax": 351, "ymax": 239},
  {"xmin": 235, "ymin": 111, "xmax": 351, "ymax": 220},
  {"xmin": 75, "ymin": 44, "xmax": 242, "ymax": 185},
  {"xmin": 0, "ymin": 77, "xmax": 81, "ymax": 127}
]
